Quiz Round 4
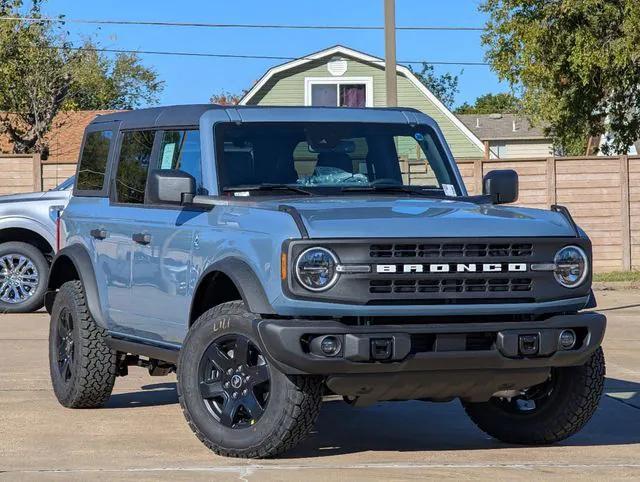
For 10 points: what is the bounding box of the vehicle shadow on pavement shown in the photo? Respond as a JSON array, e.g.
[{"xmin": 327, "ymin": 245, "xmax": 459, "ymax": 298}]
[
  {"xmin": 285, "ymin": 376, "xmax": 640, "ymax": 458},
  {"xmin": 100, "ymin": 378, "xmax": 640, "ymax": 456},
  {"xmin": 105, "ymin": 382, "xmax": 178, "ymax": 408}
]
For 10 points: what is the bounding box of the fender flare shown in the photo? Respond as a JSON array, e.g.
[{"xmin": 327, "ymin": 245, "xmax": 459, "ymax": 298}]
[
  {"xmin": 191, "ymin": 258, "xmax": 275, "ymax": 319},
  {"xmin": 46, "ymin": 244, "xmax": 106, "ymax": 329}
]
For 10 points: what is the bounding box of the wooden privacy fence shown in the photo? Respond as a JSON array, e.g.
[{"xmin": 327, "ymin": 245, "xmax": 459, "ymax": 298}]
[
  {"xmin": 403, "ymin": 155, "xmax": 640, "ymax": 273},
  {"xmin": 1, "ymin": 153, "xmax": 638, "ymax": 272},
  {"xmin": 0, "ymin": 154, "xmax": 76, "ymax": 194}
]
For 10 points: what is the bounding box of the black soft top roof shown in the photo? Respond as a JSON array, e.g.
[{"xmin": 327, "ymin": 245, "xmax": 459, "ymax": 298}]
[
  {"xmin": 89, "ymin": 104, "xmax": 216, "ymax": 129},
  {"xmin": 88, "ymin": 104, "xmax": 426, "ymax": 130}
]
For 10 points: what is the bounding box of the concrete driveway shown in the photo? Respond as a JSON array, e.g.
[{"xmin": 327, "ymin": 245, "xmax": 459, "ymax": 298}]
[{"xmin": 1, "ymin": 289, "xmax": 639, "ymax": 480}]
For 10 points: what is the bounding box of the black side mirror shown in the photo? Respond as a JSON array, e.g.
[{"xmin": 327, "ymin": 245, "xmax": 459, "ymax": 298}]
[
  {"xmin": 147, "ymin": 169, "xmax": 196, "ymax": 205},
  {"xmin": 483, "ymin": 169, "xmax": 518, "ymax": 204}
]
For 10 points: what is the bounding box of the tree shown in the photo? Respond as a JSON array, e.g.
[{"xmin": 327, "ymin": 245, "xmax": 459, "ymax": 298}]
[
  {"xmin": 455, "ymin": 92, "xmax": 521, "ymax": 115},
  {"xmin": 481, "ymin": 0, "xmax": 640, "ymax": 155},
  {"xmin": 408, "ymin": 63, "xmax": 460, "ymax": 109},
  {"xmin": 0, "ymin": 0, "xmax": 162, "ymax": 154},
  {"xmin": 210, "ymin": 91, "xmax": 244, "ymax": 106},
  {"xmin": 66, "ymin": 45, "xmax": 163, "ymax": 110}
]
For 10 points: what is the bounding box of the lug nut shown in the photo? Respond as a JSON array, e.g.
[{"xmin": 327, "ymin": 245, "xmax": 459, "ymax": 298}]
[
  {"xmin": 232, "ymin": 392, "xmax": 238, "ymax": 399},
  {"xmin": 226, "ymin": 368, "xmax": 233, "ymax": 375},
  {"xmin": 242, "ymin": 389, "xmax": 248, "ymax": 396},
  {"xmin": 224, "ymin": 382, "xmax": 230, "ymax": 388}
]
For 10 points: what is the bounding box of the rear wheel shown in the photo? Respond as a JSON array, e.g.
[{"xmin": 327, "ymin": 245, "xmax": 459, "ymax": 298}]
[
  {"xmin": 463, "ymin": 348, "xmax": 605, "ymax": 444},
  {"xmin": 0, "ymin": 241, "xmax": 48, "ymax": 313},
  {"xmin": 178, "ymin": 301, "xmax": 323, "ymax": 458},
  {"xmin": 49, "ymin": 280, "xmax": 117, "ymax": 408}
]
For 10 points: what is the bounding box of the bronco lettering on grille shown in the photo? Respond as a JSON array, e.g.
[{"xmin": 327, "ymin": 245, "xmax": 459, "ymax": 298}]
[{"xmin": 375, "ymin": 263, "xmax": 528, "ymax": 274}]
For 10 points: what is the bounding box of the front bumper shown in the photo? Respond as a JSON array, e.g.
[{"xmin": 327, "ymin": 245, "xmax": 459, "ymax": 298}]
[{"xmin": 257, "ymin": 312, "xmax": 606, "ymax": 402}]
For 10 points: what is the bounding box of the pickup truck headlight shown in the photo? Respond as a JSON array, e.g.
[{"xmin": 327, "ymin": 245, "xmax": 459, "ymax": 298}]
[
  {"xmin": 295, "ymin": 247, "xmax": 339, "ymax": 291},
  {"xmin": 554, "ymin": 246, "xmax": 588, "ymax": 288}
]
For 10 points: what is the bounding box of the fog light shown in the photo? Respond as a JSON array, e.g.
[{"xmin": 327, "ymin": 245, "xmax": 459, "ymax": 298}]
[
  {"xmin": 559, "ymin": 329, "xmax": 577, "ymax": 350},
  {"xmin": 320, "ymin": 336, "xmax": 342, "ymax": 356}
]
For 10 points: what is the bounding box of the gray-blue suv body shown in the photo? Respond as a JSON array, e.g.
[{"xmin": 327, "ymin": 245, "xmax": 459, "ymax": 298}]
[{"xmin": 46, "ymin": 104, "xmax": 606, "ymax": 458}]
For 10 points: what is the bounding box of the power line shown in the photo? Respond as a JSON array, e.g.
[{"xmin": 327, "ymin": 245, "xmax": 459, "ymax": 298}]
[
  {"xmin": 0, "ymin": 16, "xmax": 484, "ymax": 31},
  {"xmin": 51, "ymin": 45, "xmax": 489, "ymax": 66}
]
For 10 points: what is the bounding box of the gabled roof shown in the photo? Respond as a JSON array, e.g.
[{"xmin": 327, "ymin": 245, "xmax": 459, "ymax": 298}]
[
  {"xmin": 457, "ymin": 113, "xmax": 549, "ymax": 141},
  {"xmin": 239, "ymin": 45, "xmax": 484, "ymax": 151}
]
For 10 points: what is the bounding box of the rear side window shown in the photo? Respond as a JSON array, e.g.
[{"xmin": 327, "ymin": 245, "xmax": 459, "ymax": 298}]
[
  {"xmin": 76, "ymin": 130, "xmax": 112, "ymax": 192},
  {"xmin": 114, "ymin": 130, "xmax": 155, "ymax": 204},
  {"xmin": 158, "ymin": 130, "xmax": 204, "ymax": 193}
]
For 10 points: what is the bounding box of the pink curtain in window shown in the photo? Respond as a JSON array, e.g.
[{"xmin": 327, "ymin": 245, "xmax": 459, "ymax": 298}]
[{"xmin": 340, "ymin": 85, "xmax": 366, "ymax": 107}]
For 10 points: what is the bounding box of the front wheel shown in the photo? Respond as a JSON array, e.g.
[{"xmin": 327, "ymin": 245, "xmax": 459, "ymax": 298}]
[
  {"xmin": 177, "ymin": 301, "xmax": 323, "ymax": 458},
  {"xmin": 463, "ymin": 347, "xmax": 605, "ymax": 444}
]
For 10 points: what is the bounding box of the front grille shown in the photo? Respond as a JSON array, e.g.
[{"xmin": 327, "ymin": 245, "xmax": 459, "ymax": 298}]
[
  {"xmin": 369, "ymin": 243, "xmax": 533, "ymax": 259},
  {"xmin": 370, "ymin": 278, "xmax": 532, "ymax": 294},
  {"xmin": 286, "ymin": 237, "xmax": 591, "ymax": 306}
]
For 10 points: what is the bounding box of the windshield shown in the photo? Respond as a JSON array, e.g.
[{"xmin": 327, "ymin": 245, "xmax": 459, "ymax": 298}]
[
  {"xmin": 215, "ymin": 122, "xmax": 459, "ymax": 195},
  {"xmin": 51, "ymin": 176, "xmax": 75, "ymax": 191}
]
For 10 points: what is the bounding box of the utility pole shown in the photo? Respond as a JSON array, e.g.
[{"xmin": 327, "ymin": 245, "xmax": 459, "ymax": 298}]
[{"xmin": 384, "ymin": 0, "xmax": 398, "ymax": 107}]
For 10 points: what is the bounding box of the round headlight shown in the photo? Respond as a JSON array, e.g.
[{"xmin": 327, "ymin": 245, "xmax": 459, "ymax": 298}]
[
  {"xmin": 295, "ymin": 247, "xmax": 339, "ymax": 291},
  {"xmin": 554, "ymin": 246, "xmax": 588, "ymax": 288}
]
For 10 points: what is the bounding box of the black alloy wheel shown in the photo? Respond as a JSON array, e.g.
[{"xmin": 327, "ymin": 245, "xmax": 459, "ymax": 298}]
[
  {"xmin": 56, "ymin": 307, "xmax": 75, "ymax": 383},
  {"xmin": 198, "ymin": 334, "xmax": 270, "ymax": 428}
]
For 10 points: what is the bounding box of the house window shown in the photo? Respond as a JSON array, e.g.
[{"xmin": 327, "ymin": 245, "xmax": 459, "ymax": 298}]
[{"xmin": 305, "ymin": 77, "xmax": 373, "ymax": 108}]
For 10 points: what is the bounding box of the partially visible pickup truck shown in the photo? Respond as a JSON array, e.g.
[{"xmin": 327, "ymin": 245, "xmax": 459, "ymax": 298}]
[{"xmin": 0, "ymin": 177, "xmax": 72, "ymax": 312}]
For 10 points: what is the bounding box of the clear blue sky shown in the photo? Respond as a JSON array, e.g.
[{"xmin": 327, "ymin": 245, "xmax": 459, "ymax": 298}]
[{"xmin": 42, "ymin": 0, "xmax": 508, "ymax": 108}]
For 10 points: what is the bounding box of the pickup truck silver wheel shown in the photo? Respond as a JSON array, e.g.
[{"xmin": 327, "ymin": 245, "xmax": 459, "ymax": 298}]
[
  {"xmin": 0, "ymin": 242, "xmax": 48, "ymax": 313},
  {"xmin": 178, "ymin": 301, "xmax": 322, "ymax": 458},
  {"xmin": 463, "ymin": 347, "xmax": 605, "ymax": 444}
]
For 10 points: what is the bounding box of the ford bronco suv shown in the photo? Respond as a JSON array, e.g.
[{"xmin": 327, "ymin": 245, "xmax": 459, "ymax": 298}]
[{"xmin": 46, "ymin": 105, "xmax": 605, "ymax": 458}]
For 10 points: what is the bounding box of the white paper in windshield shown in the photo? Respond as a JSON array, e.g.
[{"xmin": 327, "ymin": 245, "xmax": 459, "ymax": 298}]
[{"xmin": 442, "ymin": 184, "xmax": 457, "ymax": 197}]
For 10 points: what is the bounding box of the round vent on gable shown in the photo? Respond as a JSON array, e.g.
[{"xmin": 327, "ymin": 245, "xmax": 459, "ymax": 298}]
[{"xmin": 327, "ymin": 57, "xmax": 348, "ymax": 76}]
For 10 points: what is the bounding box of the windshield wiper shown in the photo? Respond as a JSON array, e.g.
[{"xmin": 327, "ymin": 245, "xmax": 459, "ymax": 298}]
[
  {"xmin": 341, "ymin": 185, "xmax": 446, "ymax": 197},
  {"xmin": 223, "ymin": 184, "xmax": 314, "ymax": 196}
]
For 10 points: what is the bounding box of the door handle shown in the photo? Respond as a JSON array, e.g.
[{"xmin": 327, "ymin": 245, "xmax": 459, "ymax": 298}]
[
  {"xmin": 132, "ymin": 232, "xmax": 151, "ymax": 245},
  {"xmin": 90, "ymin": 228, "xmax": 108, "ymax": 240}
]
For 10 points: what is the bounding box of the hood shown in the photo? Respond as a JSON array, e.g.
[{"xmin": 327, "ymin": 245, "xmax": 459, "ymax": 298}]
[
  {"xmin": 0, "ymin": 190, "xmax": 70, "ymax": 205},
  {"xmin": 255, "ymin": 197, "xmax": 576, "ymax": 238}
]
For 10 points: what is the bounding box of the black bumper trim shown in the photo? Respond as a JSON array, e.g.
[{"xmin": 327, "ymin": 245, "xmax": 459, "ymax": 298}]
[{"xmin": 257, "ymin": 312, "xmax": 606, "ymax": 375}]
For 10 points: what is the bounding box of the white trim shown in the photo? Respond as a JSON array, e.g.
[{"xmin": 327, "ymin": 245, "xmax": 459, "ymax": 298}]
[
  {"xmin": 303, "ymin": 77, "xmax": 374, "ymax": 107},
  {"xmin": 239, "ymin": 44, "xmax": 485, "ymax": 152}
]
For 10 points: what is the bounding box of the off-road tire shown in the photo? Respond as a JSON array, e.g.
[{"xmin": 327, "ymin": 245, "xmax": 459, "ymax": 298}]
[
  {"xmin": 49, "ymin": 280, "xmax": 117, "ymax": 408},
  {"xmin": 177, "ymin": 301, "xmax": 323, "ymax": 458},
  {"xmin": 463, "ymin": 347, "xmax": 605, "ymax": 444},
  {"xmin": 0, "ymin": 241, "xmax": 49, "ymax": 313}
]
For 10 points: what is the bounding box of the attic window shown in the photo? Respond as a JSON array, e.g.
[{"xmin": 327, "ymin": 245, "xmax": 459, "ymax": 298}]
[{"xmin": 305, "ymin": 77, "xmax": 373, "ymax": 108}]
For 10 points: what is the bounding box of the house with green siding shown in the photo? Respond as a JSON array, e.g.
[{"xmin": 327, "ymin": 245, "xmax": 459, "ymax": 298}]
[{"xmin": 240, "ymin": 45, "xmax": 485, "ymax": 160}]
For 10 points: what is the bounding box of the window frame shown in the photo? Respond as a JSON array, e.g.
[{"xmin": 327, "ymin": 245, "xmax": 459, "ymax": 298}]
[
  {"xmin": 73, "ymin": 122, "xmax": 118, "ymax": 198},
  {"xmin": 304, "ymin": 77, "xmax": 374, "ymax": 108}
]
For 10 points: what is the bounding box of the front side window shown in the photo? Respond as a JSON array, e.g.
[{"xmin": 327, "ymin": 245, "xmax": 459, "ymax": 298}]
[
  {"xmin": 114, "ymin": 130, "xmax": 155, "ymax": 204},
  {"xmin": 158, "ymin": 130, "xmax": 204, "ymax": 193},
  {"xmin": 215, "ymin": 123, "xmax": 458, "ymax": 195},
  {"xmin": 76, "ymin": 130, "xmax": 112, "ymax": 192}
]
